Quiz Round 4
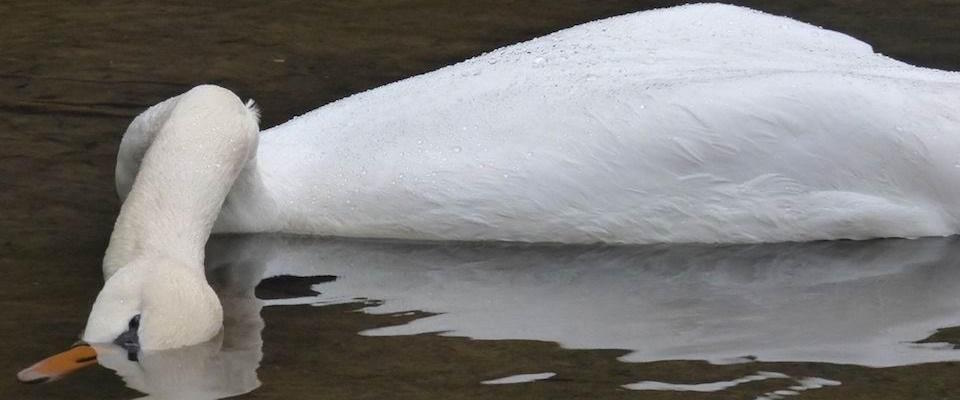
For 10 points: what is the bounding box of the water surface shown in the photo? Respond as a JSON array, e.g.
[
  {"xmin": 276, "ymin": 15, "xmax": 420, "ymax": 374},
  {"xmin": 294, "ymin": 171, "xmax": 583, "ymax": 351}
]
[{"xmin": 34, "ymin": 236, "xmax": 960, "ymax": 399}]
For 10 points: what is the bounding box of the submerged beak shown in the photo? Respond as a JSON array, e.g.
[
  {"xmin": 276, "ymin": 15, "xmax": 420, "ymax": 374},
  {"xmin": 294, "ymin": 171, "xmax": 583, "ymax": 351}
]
[{"xmin": 17, "ymin": 343, "xmax": 98, "ymax": 384}]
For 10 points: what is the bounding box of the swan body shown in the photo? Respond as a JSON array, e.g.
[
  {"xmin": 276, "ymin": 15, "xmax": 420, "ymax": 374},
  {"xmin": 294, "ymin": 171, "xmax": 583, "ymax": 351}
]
[
  {"xmin": 19, "ymin": 3, "xmax": 960, "ymax": 362},
  {"xmin": 204, "ymin": 3, "xmax": 960, "ymax": 244}
]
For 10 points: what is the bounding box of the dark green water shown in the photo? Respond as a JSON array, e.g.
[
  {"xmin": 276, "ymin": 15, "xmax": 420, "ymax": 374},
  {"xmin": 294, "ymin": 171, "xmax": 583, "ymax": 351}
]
[{"xmin": 3, "ymin": 1, "xmax": 960, "ymax": 399}]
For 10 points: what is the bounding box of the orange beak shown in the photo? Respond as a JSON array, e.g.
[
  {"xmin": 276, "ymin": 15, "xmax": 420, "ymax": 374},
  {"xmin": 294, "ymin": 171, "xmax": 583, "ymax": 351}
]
[{"xmin": 17, "ymin": 343, "xmax": 98, "ymax": 384}]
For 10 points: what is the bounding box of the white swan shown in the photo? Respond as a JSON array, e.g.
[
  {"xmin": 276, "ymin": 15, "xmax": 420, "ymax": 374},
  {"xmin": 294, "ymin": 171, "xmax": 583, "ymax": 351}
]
[{"xmin": 17, "ymin": 3, "xmax": 960, "ymax": 376}]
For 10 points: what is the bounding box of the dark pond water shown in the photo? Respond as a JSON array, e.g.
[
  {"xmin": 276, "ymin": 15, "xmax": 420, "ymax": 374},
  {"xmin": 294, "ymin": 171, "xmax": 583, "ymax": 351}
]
[{"xmin": 3, "ymin": 1, "xmax": 960, "ymax": 399}]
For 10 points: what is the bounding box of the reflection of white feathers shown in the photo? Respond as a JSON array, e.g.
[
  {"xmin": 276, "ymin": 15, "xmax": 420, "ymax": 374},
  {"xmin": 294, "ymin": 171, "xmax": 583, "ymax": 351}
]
[
  {"xmin": 213, "ymin": 234, "xmax": 960, "ymax": 367},
  {"xmin": 90, "ymin": 233, "xmax": 960, "ymax": 397},
  {"xmin": 119, "ymin": 4, "xmax": 960, "ymax": 244}
]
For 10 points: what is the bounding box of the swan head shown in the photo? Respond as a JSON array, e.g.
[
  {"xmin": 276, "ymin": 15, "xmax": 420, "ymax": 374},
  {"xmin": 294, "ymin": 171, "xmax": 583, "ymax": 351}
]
[
  {"xmin": 82, "ymin": 257, "xmax": 224, "ymax": 351},
  {"xmin": 17, "ymin": 257, "xmax": 223, "ymax": 383}
]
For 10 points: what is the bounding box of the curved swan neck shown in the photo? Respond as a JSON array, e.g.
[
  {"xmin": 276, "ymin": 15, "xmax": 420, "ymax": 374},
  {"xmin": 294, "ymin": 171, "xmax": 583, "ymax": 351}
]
[{"xmin": 104, "ymin": 86, "xmax": 260, "ymax": 278}]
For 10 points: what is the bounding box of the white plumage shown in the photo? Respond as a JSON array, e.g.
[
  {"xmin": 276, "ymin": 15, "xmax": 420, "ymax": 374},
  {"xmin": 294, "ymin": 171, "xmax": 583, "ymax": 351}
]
[
  {"xmin": 115, "ymin": 3, "xmax": 960, "ymax": 245},
  {"xmin": 87, "ymin": 3, "xmax": 960, "ymax": 352}
]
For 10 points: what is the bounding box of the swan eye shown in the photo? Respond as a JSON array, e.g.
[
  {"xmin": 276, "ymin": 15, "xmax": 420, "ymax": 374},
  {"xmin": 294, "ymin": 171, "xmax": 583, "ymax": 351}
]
[
  {"xmin": 114, "ymin": 314, "xmax": 141, "ymax": 362},
  {"xmin": 128, "ymin": 314, "xmax": 140, "ymax": 330}
]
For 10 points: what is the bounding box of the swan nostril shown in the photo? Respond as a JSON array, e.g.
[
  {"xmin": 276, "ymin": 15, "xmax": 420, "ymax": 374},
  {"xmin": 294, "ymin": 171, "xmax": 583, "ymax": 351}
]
[{"xmin": 76, "ymin": 355, "xmax": 97, "ymax": 363}]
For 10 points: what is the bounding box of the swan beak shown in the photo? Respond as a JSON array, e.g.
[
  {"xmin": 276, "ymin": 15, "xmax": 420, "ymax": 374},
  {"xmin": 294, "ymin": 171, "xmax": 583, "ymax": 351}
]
[{"xmin": 17, "ymin": 343, "xmax": 97, "ymax": 384}]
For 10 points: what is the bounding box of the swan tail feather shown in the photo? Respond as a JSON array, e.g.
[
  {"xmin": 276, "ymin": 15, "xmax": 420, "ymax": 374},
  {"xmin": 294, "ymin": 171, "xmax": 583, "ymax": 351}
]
[{"xmin": 245, "ymin": 99, "xmax": 261, "ymax": 126}]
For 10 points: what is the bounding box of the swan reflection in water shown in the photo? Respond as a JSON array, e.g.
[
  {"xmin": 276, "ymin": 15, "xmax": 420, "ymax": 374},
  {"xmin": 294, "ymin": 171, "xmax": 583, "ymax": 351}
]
[{"xmin": 97, "ymin": 235, "xmax": 960, "ymax": 398}]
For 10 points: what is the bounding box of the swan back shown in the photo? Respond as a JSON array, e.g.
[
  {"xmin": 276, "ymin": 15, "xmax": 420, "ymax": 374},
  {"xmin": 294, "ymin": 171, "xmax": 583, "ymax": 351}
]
[{"xmin": 252, "ymin": 4, "xmax": 960, "ymax": 243}]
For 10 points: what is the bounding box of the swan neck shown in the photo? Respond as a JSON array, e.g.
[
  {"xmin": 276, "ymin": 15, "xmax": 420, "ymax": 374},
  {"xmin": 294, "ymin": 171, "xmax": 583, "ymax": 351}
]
[{"xmin": 104, "ymin": 86, "xmax": 259, "ymax": 278}]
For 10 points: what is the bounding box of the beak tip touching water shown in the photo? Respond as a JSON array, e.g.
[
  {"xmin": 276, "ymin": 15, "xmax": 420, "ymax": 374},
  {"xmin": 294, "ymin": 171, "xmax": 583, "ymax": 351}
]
[{"xmin": 16, "ymin": 369, "xmax": 52, "ymax": 384}]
